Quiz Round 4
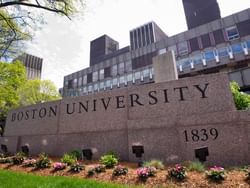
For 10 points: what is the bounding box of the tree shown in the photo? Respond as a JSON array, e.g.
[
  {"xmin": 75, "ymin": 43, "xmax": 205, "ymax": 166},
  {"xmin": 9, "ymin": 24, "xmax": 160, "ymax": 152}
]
[
  {"xmin": 18, "ymin": 79, "xmax": 61, "ymax": 106},
  {"xmin": 230, "ymin": 81, "xmax": 250, "ymax": 110},
  {"xmin": 0, "ymin": 0, "xmax": 85, "ymax": 60},
  {"xmin": 0, "ymin": 61, "xmax": 26, "ymax": 122}
]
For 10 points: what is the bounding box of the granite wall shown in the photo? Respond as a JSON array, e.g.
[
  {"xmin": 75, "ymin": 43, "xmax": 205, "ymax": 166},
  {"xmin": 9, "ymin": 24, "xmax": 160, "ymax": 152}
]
[{"xmin": 2, "ymin": 73, "xmax": 250, "ymax": 166}]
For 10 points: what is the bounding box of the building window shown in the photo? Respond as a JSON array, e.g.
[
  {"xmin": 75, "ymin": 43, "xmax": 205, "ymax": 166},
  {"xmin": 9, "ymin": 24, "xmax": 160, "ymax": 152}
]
[
  {"xmin": 94, "ymin": 83, "xmax": 98, "ymax": 91},
  {"xmin": 125, "ymin": 60, "xmax": 132, "ymax": 72},
  {"xmin": 88, "ymin": 85, "xmax": 93, "ymax": 92},
  {"xmin": 106, "ymin": 80, "xmax": 111, "ymax": 87},
  {"xmin": 192, "ymin": 54, "xmax": 203, "ymax": 65},
  {"xmin": 135, "ymin": 71, "xmax": 140, "ymax": 80},
  {"xmin": 119, "ymin": 76, "xmax": 125, "ymax": 84},
  {"xmin": 100, "ymin": 82, "xmax": 105, "ymax": 89},
  {"xmin": 177, "ymin": 58, "xmax": 190, "ymax": 68},
  {"xmin": 246, "ymin": 40, "xmax": 250, "ymax": 49},
  {"xmin": 142, "ymin": 68, "xmax": 150, "ymax": 78},
  {"xmin": 73, "ymin": 78, "xmax": 77, "ymax": 88},
  {"xmin": 177, "ymin": 41, "xmax": 189, "ymax": 56},
  {"xmin": 204, "ymin": 51, "xmax": 215, "ymax": 62},
  {"xmin": 112, "ymin": 78, "xmax": 118, "ymax": 86},
  {"xmin": 78, "ymin": 77, "xmax": 82, "ymax": 87},
  {"xmin": 127, "ymin": 73, "xmax": 133, "ymax": 82},
  {"xmin": 99, "ymin": 69, "xmax": 104, "ymax": 80},
  {"xmin": 118, "ymin": 62, "xmax": 125, "ymax": 75},
  {"xmin": 213, "ymin": 29, "xmax": 225, "ymax": 44},
  {"xmin": 200, "ymin": 34, "xmax": 211, "ymax": 49},
  {"xmin": 231, "ymin": 43, "xmax": 243, "ymax": 54},
  {"xmin": 189, "ymin": 37, "xmax": 199, "ymax": 52},
  {"xmin": 104, "ymin": 67, "xmax": 111, "ymax": 78},
  {"xmin": 87, "ymin": 73, "xmax": 92, "ymax": 83},
  {"xmin": 92, "ymin": 71, "xmax": 98, "ymax": 82},
  {"xmin": 111, "ymin": 64, "xmax": 117, "ymax": 76},
  {"xmin": 225, "ymin": 26, "xmax": 239, "ymax": 41},
  {"xmin": 217, "ymin": 47, "xmax": 229, "ymax": 58},
  {"xmin": 83, "ymin": 75, "xmax": 87, "ymax": 85},
  {"xmin": 237, "ymin": 19, "xmax": 250, "ymax": 37},
  {"xmin": 68, "ymin": 80, "xmax": 73, "ymax": 89}
]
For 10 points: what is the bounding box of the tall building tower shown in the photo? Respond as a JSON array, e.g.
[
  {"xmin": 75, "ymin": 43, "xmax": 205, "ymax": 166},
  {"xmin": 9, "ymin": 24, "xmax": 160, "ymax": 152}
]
[
  {"xmin": 90, "ymin": 35, "xmax": 119, "ymax": 66},
  {"xmin": 15, "ymin": 53, "xmax": 43, "ymax": 80},
  {"xmin": 182, "ymin": 0, "xmax": 221, "ymax": 29}
]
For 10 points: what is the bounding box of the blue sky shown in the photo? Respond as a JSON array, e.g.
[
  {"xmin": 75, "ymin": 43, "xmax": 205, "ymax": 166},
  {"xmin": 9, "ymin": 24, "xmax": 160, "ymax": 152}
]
[{"xmin": 26, "ymin": 0, "xmax": 250, "ymax": 88}]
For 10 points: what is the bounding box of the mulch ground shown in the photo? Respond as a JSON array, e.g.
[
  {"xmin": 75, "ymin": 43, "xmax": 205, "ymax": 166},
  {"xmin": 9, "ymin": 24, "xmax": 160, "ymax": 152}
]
[{"xmin": 0, "ymin": 159, "xmax": 249, "ymax": 188}]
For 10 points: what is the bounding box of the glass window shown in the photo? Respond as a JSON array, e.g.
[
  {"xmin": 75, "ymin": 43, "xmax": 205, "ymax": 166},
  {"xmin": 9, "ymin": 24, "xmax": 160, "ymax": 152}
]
[
  {"xmin": 226, "ymin": 26, "xmax": 239, "ymax": 41},
  {"xmin": 100, "ymin": 82, "xmax": 104, "ymax": 89},
  {"xmin": 73, "ymin": 78, "xmax": 77, "ymax": 88},
  {"xmin": 88, "ymin": 85, "xmax": 93, "ymax": 92},
  {"xmin": 189, "ymin": 37, "xmax": 199, "ymax": 52},
  {"xmin": 83, "ymin": 87, "xmax": 87, "ymax": 93},
  {"xmin": 92, "ymin": 71, "xmax": 98, "ymax": 82},
  {"xmin": 125, "ymin": 60, "xmax": 132, "ymax": 72},
  {"xmin": 168, "ymin": 45, "xmax": 177, "ymax": 56},
  {"xmin": 119, "ymin": 76, "xmax": 125, "ymax": 84},
  {"xmin": 127, "ymin": 73, "xmax": 133, "ymax": 81},
  {"xmin": 217, "ymin": 47, "xmax": 229, "ymax": 58},
  {"xmin": 204, "ymin": 51, "xmax": 215, "ymax": 62},
  {"xmin": 112, "ymin": 78, "xmax": 118, "ymax": 86},
  {"xmin": 177, "ymin": 41, "xmax": 189, "ymax": 56},
  {"xmin": 94, "ymin": 83, "xmax": 98, "ymax": 91},
  {"xmin": 64, "ymin": 80, "xmax": 68, "ymax": 86},
  {"xmin": 118, "ymin": 62, "xmax": 125, "ymax": 75},
  {"xmin": 135, "ymin": 71, "xmax": 141, "ymax": 80},
  {"xmin": 192, "ymin": 54, "xmax": 203, "ymax": 65},
  {"xmin": 99, "ymin": 69, "xmax": 104, "ymax": 80},
  {"xmin": 177, "ymin": 58, "xmax": 190, "ymax": 68},
  {"xmin": 231, "ymin": 43, "xmax": 243, "ymax": 54},
  {"xmin": 246, "ymin": 40, "xmax": 250, "ymax": 49},
  {"xmin": 78, "ymin": 77, "xmax": 82, "ymax": 87},
  {"xmin": 143, "ymin": 68, "xmax": 150, "ymax": 78},
  {"xmin": 83, "ymin": 75, "xmax": 87, "ymax": 85},
  {"xmin": 111, "ymin": 64, "xmax": 117, "ymax": 76},
  {"xmin": 106, "ymin": 80, "xmax": 111, "ymax": 87}
]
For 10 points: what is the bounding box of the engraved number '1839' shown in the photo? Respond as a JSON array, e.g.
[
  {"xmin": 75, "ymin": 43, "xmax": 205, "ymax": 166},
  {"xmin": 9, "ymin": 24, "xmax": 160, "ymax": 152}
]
[{"xmin": 183, "ymin": 128, "xmax": 218, "ymax": 142}]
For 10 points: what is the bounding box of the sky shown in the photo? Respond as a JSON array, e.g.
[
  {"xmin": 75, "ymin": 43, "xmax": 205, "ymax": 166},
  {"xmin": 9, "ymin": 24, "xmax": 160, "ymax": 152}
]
[{"xmin": 25, "ymin": 0, "xmax": 250, "ymax": 89}]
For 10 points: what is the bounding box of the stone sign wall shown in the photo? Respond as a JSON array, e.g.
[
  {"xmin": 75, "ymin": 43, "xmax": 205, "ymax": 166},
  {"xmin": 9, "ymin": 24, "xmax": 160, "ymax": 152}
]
[{"xmin": 1, "ymin": 73, "xmax": 250, "ymax": 166}]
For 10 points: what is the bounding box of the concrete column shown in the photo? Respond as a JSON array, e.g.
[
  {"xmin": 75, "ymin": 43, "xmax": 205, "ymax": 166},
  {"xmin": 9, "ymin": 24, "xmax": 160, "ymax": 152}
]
[{"xmin": 153, "ymin": 50, "xmax": 178, "ymax": 83}]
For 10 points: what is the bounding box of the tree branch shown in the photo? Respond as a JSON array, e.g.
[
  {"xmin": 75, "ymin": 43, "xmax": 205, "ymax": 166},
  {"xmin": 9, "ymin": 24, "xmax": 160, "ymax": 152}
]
[{"xmin": 0, "ymin": 1, "xmax": 71, "ymax": 19}]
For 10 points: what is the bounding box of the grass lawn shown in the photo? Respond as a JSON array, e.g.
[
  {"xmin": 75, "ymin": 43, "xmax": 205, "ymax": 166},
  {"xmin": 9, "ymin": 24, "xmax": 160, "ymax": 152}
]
[{"xmin": 0, "ymin": 169, "xmax": 139, "ymax": 188}]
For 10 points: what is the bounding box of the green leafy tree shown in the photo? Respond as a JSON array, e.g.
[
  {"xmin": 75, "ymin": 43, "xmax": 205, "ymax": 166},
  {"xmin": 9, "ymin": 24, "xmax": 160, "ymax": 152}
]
[
  {"xmin": 0, "ymin": 61, "xmax": 26, "ymax": 121},
  {"xmin": 18, "ymin": 79, "xmax": 61, "ymax": 106},
  {"xmin": 230, "ymin": 81, "xmax": 250, "ymax": 110},
  {"xmin": 0, "ymin": 0, "xmax": 85, "ymax": 60}
]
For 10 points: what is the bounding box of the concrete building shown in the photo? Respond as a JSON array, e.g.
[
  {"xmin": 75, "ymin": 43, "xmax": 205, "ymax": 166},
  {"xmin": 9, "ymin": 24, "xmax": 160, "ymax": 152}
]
[
  {"xmin": 62, "ymin": 3, "xmax": 250, "ymax": 97},
  {"xmin": 15, "ymin": 53, "xmax": 43, "ymax": 80}
]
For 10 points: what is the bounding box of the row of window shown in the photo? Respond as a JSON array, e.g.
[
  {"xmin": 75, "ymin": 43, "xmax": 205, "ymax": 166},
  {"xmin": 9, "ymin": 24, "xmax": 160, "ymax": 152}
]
[
  {"xmin": 169, "ymin": 25, "xmax": 241, "ymax": 57},
  {"xmin": 66, "ymin": 68, "xmax": 154, "ymax": 97},
  {"xmin": 177, "ymin": 40, "xmax": 250, "ymax": 70}
]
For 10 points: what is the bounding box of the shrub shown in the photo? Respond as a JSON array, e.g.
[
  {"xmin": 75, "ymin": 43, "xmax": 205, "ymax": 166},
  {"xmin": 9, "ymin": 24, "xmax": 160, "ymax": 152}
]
[
  {"xmin": 35, "ymin": 153, "xmax": 51, "ymax": 169},
  {"xmin": 246, "ymin": 167, "xmax": 250, "ymax": 180},
  {"xmin": 12, "ymin": 152, "xmax": 25, "ymax": 165},
  {"xmin": 230, "ymin": 81, "xmax": 250, "ymax": 110},
  {"xmin": 168, "ymin": 164, "xmax": 187, "ymax": 181},
  {"xmin": 53, "ymin": 162, "xmax": 66, "ymax": 171},
  {"xmin": 137, "ymin": 167, "xmax": 150, "ymax": 181},
  {"xmin": 70, "ymin": 162, "xmax": 84, "ymax": 173},
  {"xmin": 22, "ymin": 158, "xmax": 37, "ymax": 167},
  {"xmin": 0, "ymin": 157, "xmax": 12, "ymax": 164},
  {"xmin": 186, "ymin": 161, "xmax": 205, "ymax": 172},
  {"xmin": 100, "ymin": 154, "xmax": 118, "ymax": 168},
  {"xmin": 87, "ymin": 165, "xmax": 106, "ymax": 176},
  {"xmin": 61, "ymin": 153, "xmax": 77, "ymax": 166},
  {"xmin": 205, "ymin": 166, "xmax": 226, "ymax": 182},
  {"xmin": 69, "ymin": 150, "xmax": 82, "ymax": 160},
  {"xmin": 143, "ymin": 159, "xmax": 164, "ymax": 170},
  {"xmin": 112, "ymin": 165, "xmax": 128, "ymax": 176}
]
